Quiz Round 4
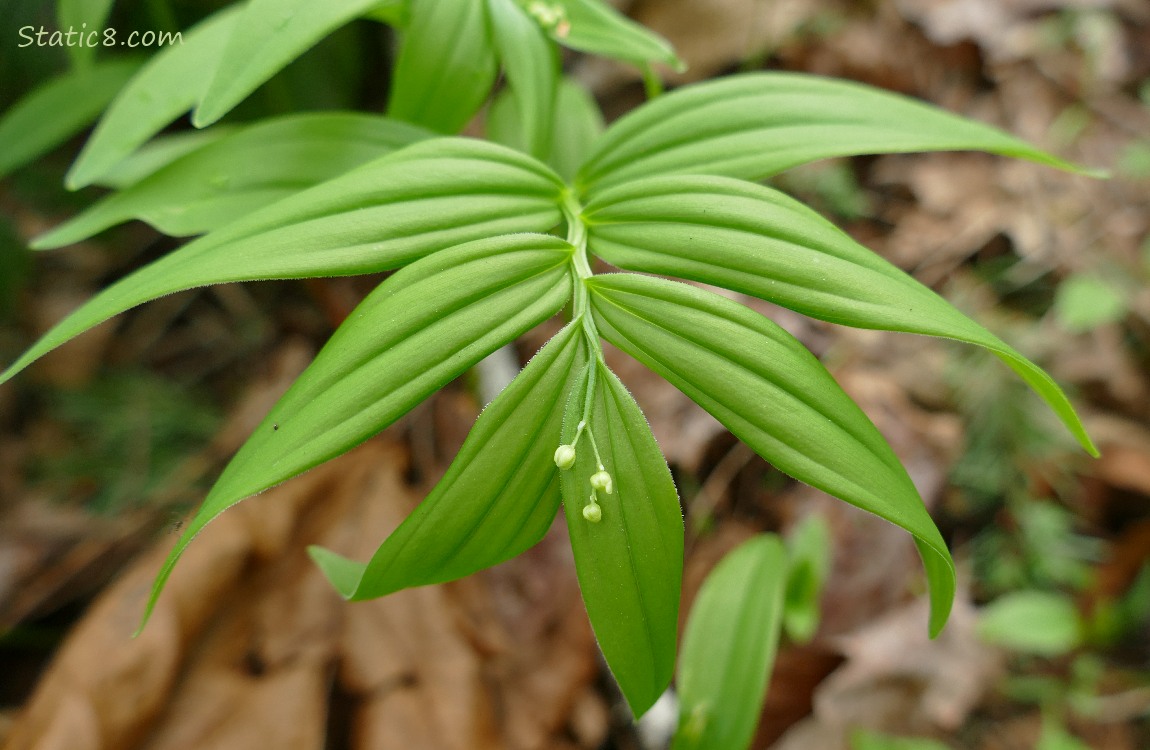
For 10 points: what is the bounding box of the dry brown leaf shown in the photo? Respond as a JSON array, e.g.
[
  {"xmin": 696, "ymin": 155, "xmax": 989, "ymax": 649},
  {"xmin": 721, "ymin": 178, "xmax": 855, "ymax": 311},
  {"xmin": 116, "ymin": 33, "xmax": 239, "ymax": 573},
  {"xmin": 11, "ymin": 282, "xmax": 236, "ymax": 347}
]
[
  {"xmin": 635, "ymin": 0, "xmax": 821, "ymax": 81},
  {"xmin": 895, "ymin": 0, "xmax": 1126, "ymax": 66},
  {"xmin": 142, "ymin": 666, "xmax": 330, "ymax": 750},
  {"xmin": 3, "ymin": 339, "xmax": 599, "ymax": 750},
  {"xmin": 0, "ymin": 503, "xmax": 154, "ymax": 630},
  {"xmin": 27, "ymin": 291, "xmax": 117, "ymax": 389},
  {"xmin": 773, "ymin": 586, "xmax": 1001, "ymax": 750}
]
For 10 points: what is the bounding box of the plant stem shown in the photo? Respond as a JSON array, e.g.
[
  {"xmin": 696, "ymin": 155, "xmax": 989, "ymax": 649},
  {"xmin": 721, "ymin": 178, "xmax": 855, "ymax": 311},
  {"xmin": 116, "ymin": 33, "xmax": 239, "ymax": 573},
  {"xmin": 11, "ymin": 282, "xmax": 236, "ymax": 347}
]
[
  {"xmin": 561, "ymin": 190, "xmax": 602, "ymax": 354},
  {"xmin": 562, "ymin": 190, "xmax": 608, "ymax": 464}
]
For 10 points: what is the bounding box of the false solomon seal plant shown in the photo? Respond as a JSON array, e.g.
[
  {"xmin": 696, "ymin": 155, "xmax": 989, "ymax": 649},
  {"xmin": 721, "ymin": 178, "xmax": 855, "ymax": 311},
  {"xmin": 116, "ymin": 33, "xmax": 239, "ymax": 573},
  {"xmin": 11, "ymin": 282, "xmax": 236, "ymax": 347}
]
[{"xmin": 2, "ymin": 0, "xmax": 1100, "ymax": 727}]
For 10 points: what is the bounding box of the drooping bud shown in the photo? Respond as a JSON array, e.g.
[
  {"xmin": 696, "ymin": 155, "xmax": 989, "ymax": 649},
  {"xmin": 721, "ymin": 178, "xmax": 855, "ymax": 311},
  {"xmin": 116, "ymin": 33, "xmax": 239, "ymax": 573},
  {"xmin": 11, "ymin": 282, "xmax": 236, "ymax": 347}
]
[
  {"xmin": 527, "ymin": 1, "xmax": 565, "ymax": 29},
  {"xmin": 582, "ymin": 502, "xmax": 602, "ymax": 523},
  {"xmin": 554, "ymin": 444, "xmax": 577, "ymax": 470},
  {"xmin": 589, "ymin": 470, "xmax": 613, "ymax": 495}
]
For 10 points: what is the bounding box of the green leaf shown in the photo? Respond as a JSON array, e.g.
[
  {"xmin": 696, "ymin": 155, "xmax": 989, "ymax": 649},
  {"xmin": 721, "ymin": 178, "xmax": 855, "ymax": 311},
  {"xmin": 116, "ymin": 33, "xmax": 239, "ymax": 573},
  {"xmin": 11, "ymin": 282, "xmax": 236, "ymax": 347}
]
[
  {"xmin": 1118, "ymin": 140, "xmax": 1150, "ymax": 179},
  {"xmin": 1, "ymin": 138, "xmax": 564, "ymax": 385},
  {"xmin": 587, "ymin": 274, "xmax": 955, "ymax": 636},
  {"xmin": 387, "ymin": 0, "xmax": 499, "ymax": 133},
  {"xmin": 93, "ymin": 128, "xmax": 235, "ymax": 189},
  {"xmin": 57, "ymin": 0, "xmax": 116, "ymax": 69},
  {"xmin": 673, "ymin": 535, "xmax": 787, "ymax": 750},
  {"xmin": 486, "ymin": 89, "xmax": 527, "ymax": 151},
  {"xmin": 142, "ymin": 233, "xmax": 574, "ymax": 630},
  {"xmin": 1054, "ymin": 272, "xmax": 1129, "ymax": 333},
  {"xmin": 1037, "ymin": 716, "xmax": 1091, "ymax": 750},
  {"xmin": 577, "ymin": 72, "xmax": 1101, "ymax": 193},
  {"xmin": 0, "ymin": 59, "xmax": 140, "ymax": 179},
  {"xmin": 850, "ymin": 729, "xmax": 952, "ymax": 750},
  {"xmin": 364, "ymin": 0, "xmax": 408, "ymax": 26},
  {"xmin": 65, "ymin": 6, "xmax": 240, "ymax": 189},
  {"xmin": 486, "ymin": 0, "xmax": 559, "ymax": 159},
  {"xmin": 549, "ymin": 78, "xmax": 605, "ymax": 181},
  {"xmin": 548, "ymin": 0, "xmax": 683, "ymax": 71},
  {"xmin": 783, "ymin": 515, "xmax": 831, "ymax": 644},
  {"xmin": 978, "ymin": 590, "xmax": 1082, "ymax": 656},
  {"xmin": 583, "ymin": 175, "xmax": 1097, "ymax": 455},
  {"xmin": 489, "ymin": 77, "xmax": 604, "ymax": 181},
  {"xmin": 310, "ymin": 320, "xmax": 587, "ymax": 599},
  {"xmin": 193, "ymin": 0, "xmax": 392, "ymax": 126},
  {"xmin": 560, "ymin": 360, "xmax": 683, "ymax": 717},
  {"xmin": 35, "ymin": 113, "xmax": 433, "ymax": 247}
]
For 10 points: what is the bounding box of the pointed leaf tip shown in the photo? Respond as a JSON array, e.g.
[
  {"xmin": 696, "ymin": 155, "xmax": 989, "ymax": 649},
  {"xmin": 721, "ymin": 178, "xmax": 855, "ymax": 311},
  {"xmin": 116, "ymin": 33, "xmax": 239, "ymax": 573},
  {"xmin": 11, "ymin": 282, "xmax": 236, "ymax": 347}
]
[
  {"xmin": 3, "ymin": 138, "xmax": 564, "ymax": 387},
  {"xmin": 577, "ymin": 72, "xmax": 1101, "ymax": 192},
  {"xmin": 137, "ymin": 233, "xmax": 573, "ymax": 628},
  {"xmin": 588, "ymin": 274, "xmax": 955, "ymax": 637},
  {"xmin": 64, "ymin": 7, "xmax": 241, "ymax": 190},
  {"xmin": 308, "ymin": 546, "xmax": 365, "ymax": 599},
  {"xmin": 193, "ymin": 0, "xmax": 389, "ymax": 127},
  {"xmin": 334, "ymin": 321, "xmax": 586, "ymax": 601},
  {"xmin": 560, "ymin": 362, "xmax": 683, "ymax": 717},
  {"xmin": 584, "ymin": 175, "xmax": 1096, "ymax": 457}
]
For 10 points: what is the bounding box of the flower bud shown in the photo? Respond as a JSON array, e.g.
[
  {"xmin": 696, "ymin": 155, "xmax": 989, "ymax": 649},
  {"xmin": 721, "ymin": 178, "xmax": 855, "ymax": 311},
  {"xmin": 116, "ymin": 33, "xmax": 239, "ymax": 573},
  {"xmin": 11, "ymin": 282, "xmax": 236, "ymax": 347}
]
[
  {"xmin": 590, "ymin": 470, "xmax": 613, "ymax": 494},
  {"xmin": 527, "ymin": 1, "xmax": 564, "ymax": 28},
  {"xmin": 582, "ymin": 503, "xmax": 602, "ymax": 523},
  {"xmin": 553, "ymin": 444, "xmax": 577, "ymax": 470}
]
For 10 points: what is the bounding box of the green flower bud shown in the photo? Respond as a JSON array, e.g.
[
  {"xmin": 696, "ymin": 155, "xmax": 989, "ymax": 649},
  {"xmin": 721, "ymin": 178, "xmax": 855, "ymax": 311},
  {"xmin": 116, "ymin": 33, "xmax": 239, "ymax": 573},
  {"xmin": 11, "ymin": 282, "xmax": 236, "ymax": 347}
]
[
  {"xmin": 527, "ymin": 1, "xmax": 564, "ymax": 28},
  {"xmin": 582, "ymin": 502, "xmax": 602, "ymax": 523},
  {"xmin": 553, "ymin": 444, "xmax": 577, "ymax": 470},
  {"xmin": 590, "ymin": 470, "xmax": 613, "ymax": 495}
]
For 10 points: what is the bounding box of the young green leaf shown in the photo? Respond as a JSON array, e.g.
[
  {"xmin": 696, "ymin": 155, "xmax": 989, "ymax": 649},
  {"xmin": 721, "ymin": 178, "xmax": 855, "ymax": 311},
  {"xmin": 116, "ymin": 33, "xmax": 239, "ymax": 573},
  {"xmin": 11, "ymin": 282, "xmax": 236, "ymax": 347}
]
[
  {"xmin": 1, "ymin": 139, "xmax": 564, "ymax": 385},
  {"xmin": 141, "ymin": 233, "xmax": 574, "ymax": 630},
  {"xmin": 388, "ymin": 0, "xmax": 499, "ymax": 134},
  {"xmin": 587, "ymin": 274, "xmax": 954, "ymax": 635},
  {"xmin": 978, "ymin": 590, "xmax": 1082, "ymax": 656},
  {"xmin": 486, "ymin": 0, "xmax": 559, "ymax": 159},
  {"xmin": 577, "ymin": 72, "xmax": 1101, "ymax": 193},
  {"xmin": 0, "ymin": 59, "xmax": 140, "ymax": 179},
  {"xmin": 486, "ymin": 90, "xmax": 528, "ymax": 151},
  {"xmin": 549, "ymin": 79, "xmax": 605, "ymax": 181},
  {"xmin": 560, "ymin": 361, "xmax": 683, "ymax": 717},
  {"xmin": 1053, "ymin": 272, "xmax": 1129, "ymax": 333},
  {"xmin": 783, "ymin": 515, "xmax": 831, "ymax": 644},
  {"xmin": 310, "ymin": 320, "xmax": 587, "ymax": 599},
  {"xmin": 583, "ymin": 175, "xmax": 1096, "ymax": 455},
  {"xmin": 850, "ymin": 730, "xmax": 952, "ymax": 750},
  {"xmin": 93, "ymin": 128, "xmax": 234, "ymax": 189},
  {"xmin": 489, "ymin": 77, "xmax": 604, "ymax": 181},
  {"xmin": 65, "ymin": 6, "xmax": 240, "ymax": 189},
  {"xmin": 673, "ymin": 535, "xmax": 788, "ymax": 750},
  {"xmin": 56, "ymin": 0, "xmax": 116, "ymax": 69},
  {"xmin": 193, "ymin": 0, "xmax": 393, "ymax": 126},
  {"xmin": 548, "ymin": 0, "xmax": 683, "ymax": 72},
  {"xmin": 35, "ymin": 113, "xmax": 432, "ymax": 247}
]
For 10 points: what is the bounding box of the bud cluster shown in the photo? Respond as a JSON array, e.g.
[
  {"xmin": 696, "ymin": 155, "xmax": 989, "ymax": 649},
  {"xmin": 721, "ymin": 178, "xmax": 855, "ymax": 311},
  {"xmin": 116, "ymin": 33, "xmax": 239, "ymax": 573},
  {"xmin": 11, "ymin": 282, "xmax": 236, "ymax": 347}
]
[
  {"xmin": 554, "ymin": 421, "xmax": 612, "ymax": 524},
  {"xmin": 526, "ymin": 2, "xmax": 571, "ymax": 37}
]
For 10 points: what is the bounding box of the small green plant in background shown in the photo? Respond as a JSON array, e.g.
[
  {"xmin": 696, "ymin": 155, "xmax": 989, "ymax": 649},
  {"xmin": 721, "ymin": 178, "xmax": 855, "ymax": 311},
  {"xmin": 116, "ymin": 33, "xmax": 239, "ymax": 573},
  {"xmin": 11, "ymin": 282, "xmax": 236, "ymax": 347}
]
[
  {"xmin": 673, "ymin": 517, "xmax": 829, "ymax": 750},
  {"xmin": 1053, "ymin": 271, "xmax": 1131, "ymax": 333},
  {"xmin": 850, "ymin": 729, "xmax": 952, "ymax": 750},
  {"xmin": 943, "ymin": 303, "xmax": 1148, "ymax": 750},
  {"xmin": 29, "ymin": 372, "xmax": 220, "ymax": 514},
  {"xmin": 1, "ymin": 0, "xmax": 1104, "ymax": 735}
]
